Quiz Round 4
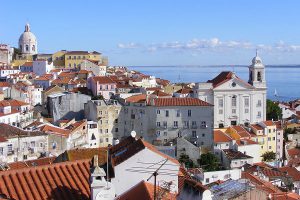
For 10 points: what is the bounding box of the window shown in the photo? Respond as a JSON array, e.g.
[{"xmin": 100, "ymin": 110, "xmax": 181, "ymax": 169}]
[
  {"xmin": 273, "ymin": 137, "xmax": 275, "ymax": 140},
  {"xmin": 192, "ymin": 131, "xmax": 197, "ymax": 138},
  {"xmin": 26, "ymin": 45, "xmax": 29, "ymax": 51},
  {"xmin": 105, "ymin": 129, "xmax": 108, "ymax": 133},
  {"xmin": 164, "ymin": 132, "xmax": 167, "ymax": 136},
  {"xmin": 245, "ymin": 108, "xmax": 249, "ymax": 113},
  {"xmin": 257, "ymin": 100, "xmax": 262, "ymax": 107},
  {"xmin": 156, "ymin": 122, "xmax": 161, "ymax": 127},
  {"xmin": 115, "ymin": 128, "xmax": 118, "ymax": 132},
  {"xmin": 156, "ymin": 131, "xmax": 161, "ymax": 136},
  {"xmin": 106, "ymin": 138, "xmax": 109, "ymax": 142},
  {"xmin": 218, "ymin": 99, "xmax": 223, "ymax": 107},
  {"xmin": 184, "ymin": 121, "xmax": 189, "ymax": 128},
  {"xmin": 269, "ymin": 146, "xmax": 272, "ymax": 150},
  {"xmin": 174, "ymin": 121, "xmax": 178, "ymax": 128},
  {"xmin": 232, "ymin": 109, "xmax": 236, "ymax": 114},
  {"xmin": 157, "ymin": 109, "xmax": 160, "ymax": 114},
  {"xmin": 206, "ymin": 178, "xmax": 210, "ymax": 183},
  {"xmin": 30, "ymin": 141, "xmax": 35, "ymax": 147},
  {"xmin": 74, "ymin": 63, "xmax": 76, "ymax": 67},
  {"xmin": 257, "ymin": 111, "xmax": 261, "ymax": 118},
  {"xmin": 188, "ymin": 110, "xmax": 192, "ymax": 117},
  {"xmin": 201, "ymin": 121, "xmax": 207, "ymax": 128},
  {"xmin": 163, "ymin": 121, "xmax": 167, "ymax": 128},
  {"xmin": 114, "ymin": 119, "xmax": 118, "ymax": 123},
  {"xmin": 0, "ymin": 147, "xmax": 3, "ymax": 155},
  {"xmin": 176, "ymin": 110, "xmax": 180, "ymax": 117},
  {"xmin": 91, "ymin": 134, "xmax": 96, "ymax": 140},
  {"xmin": 219, "ymin": 123, "xmax": 224, "ymax": 128},
  {"xmin": 257, "ymin": 72, "xmax": 262, "ymax": 81},
  {"xmin": 268, "ymin": 137, "xmax": 271, "ymax": 141},
  {"xmin": 232, "ymin": 96, "xmax": 237, "ymax": 107},
  {"xmin": 245, "ymin": 98, "xmax": 249, "ymax": 107},
  {"xmin": 219, "ymin": 109, "xmax": 223, "ymax": 114},
  {"xmin": 165, "ymin": 110, "xmax": 169, "ymax": 117},
  {"xmin": 268, "ymin": 129, "xmax": 271, "ymax": 133},
  {"xmin": 23, "ymin": 155, "xmax": 27, "ymax": 160},
  {"xmin": 202, "ymin": 133, "xmax": 205, "ymax": 137}
]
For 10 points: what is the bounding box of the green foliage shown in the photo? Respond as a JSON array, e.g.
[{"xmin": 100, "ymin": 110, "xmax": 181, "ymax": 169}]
[
  {"xmin": 261, "ymin": 151, "xmax": 276, "ymax": 162},
  {"xmin": 267, "ymin": 99, "xmax": 282, "ymax": 120},
  {"xmin": 92, "ymin": 95, "xmax": 104, "ymax": 100},
  {"xmin": 178, "ymin": 153, "xmax": 196, "ymax": 168},
  {"xmin": 197, "ymin": 152, "xmax": 220, "ymax": 172},
  {"xmin": 12, "ymin": 47, "xmax": 22, "ymax": 60}
]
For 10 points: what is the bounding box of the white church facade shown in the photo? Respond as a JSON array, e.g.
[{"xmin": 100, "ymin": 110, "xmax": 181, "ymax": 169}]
[{"xmin": 193, "ymin": 53, "xmax": 267, "ymax": 128}]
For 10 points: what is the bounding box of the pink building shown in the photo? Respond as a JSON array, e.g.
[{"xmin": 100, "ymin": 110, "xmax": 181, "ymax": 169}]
[{"xmin": 88, "ymin": 76, "xmax": 116, "ymax": 99}]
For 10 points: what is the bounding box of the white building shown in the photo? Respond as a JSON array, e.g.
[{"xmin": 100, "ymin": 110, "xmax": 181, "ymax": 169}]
[
  {"xmin": 193, "ymin": 53, "xmax": 267, "ymax": 128},
  {"xmin": 18, "ymin": 23, "xmax": 37, "ymax": 55},
  {"xmin": 110, "ymin": 137, "xmax": 180, "ymax": 196},
  {"xmin": 33, "ymin": 60, "xmax": 54, "ymax": 76},
  {"xmin": 123, "ymin": 96, "xmax": 214, "ymax": 151},
  {"xmin": 0, "ymin": 44, "xmax": 14, "ymax": 65},
  {"xmin": 80, "ymin": 60, "xmax": 106, "ymax": 76},
  {"xmin": 0, "ymin": 68, "xmax": 20, "ymax": 80},
  {"xmin": 0, "ymin": 123, "xmax": 47, "ymax": 163},
  {"xmin": 199, "ymin": 168, "xmax": 242, "ymax": 185}
]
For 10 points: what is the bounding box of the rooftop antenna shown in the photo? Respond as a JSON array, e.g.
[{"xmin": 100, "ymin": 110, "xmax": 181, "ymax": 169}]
[{"xmin": 147, "ymin": 159, "xmax": 168, "ymax": 200}]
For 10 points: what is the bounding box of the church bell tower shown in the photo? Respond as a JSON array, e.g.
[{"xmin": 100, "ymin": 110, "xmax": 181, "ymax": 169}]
[{"xmin": 248, "ymin": 50, "xmax": 266, "ymax": 88}]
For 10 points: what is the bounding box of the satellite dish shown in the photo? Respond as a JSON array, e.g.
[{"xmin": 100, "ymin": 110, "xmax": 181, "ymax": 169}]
[{"xmin": 131, "ymin": 130, "xmax": 136, "ymax": 138}]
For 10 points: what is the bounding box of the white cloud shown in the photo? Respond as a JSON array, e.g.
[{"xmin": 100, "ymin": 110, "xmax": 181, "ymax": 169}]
[
  {"xmin": 117, "ymin": 38, "xmax": 300, "ymax": 53},
  {"xmin": 117, "ymin": 42, "xmax": 140, "ymax": 49}
]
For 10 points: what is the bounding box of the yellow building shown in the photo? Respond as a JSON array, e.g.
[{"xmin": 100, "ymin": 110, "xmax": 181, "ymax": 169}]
[
  {"xmin": 64, "ymin": 51, "xmax": 101, "ymax": 69},
  {"xmin": 250, "ymin": 121, "xmax": 277, "ymax": 159},
  {"xmin": 52, "ymin": 50, "xmax": 67, "ymax": 67}
]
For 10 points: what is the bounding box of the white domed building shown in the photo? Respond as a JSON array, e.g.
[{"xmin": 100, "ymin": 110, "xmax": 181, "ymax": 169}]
[{"xmin": 18, "ymin": 23, "xmax": 37, "ymax": 55}]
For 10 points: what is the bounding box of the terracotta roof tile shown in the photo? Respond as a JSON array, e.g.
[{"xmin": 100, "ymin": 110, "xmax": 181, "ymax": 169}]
[
  {"xmin": 287, "ymin": 148, "xmax": 300, "ymax": 159},
  {"xmin": 279, "ymin": 166, "xmax": 300, "ymax": 181},
  {"xmin": 263, "ymin": 120, "xmax": 275, "ymax": 126},
  {"xmin": 207, "ymin": 71, "xmax": 253, "ymax": 88},
  {"xmin": 223, "ymin": 149, "xmax": 252, "ymax": 160},
  {"xmin": 0, "ymin": 159, "xmax": 91, "ymax": 200},
  {"xmin": 0, "ymin": 123, "xmax": 46, "ymax": 139},
  {"xmin": 152, "ymin": 98, "xmax": 212, "ymax": 107},
  {"xmin": 117, "ymin": 180, "xmax": 176, "ymax": 200},
  {"xmin": 214, "ymin": 130, "xmax": 232, "ymax": 143},
  {"xmin": 235, "ymin": 139, "xmax": 258, "ymax": 146},
  {"xmin": 91, "ymin": 76, "xmax": 115, "ymax": 84},
  {"xmin": 230, "ymin": 126, "xmax": 252, "ymax": 138},
  {"xmin": 251, "ymin": 124, "xmax": 263, "ymax": 131},
  {"xmin": 125, "ymin": 94, "xmax": 147, "ymax": 103},
  {"xmin": 4, "ymin": 157, "xmax": 57, "ymax": 171}
]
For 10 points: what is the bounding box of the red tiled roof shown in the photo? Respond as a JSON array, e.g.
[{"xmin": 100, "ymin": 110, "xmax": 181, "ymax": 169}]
[
  {"xmin": 110, "ymin": 137, "xmax": 179, "ymax": 167},
  {"xmin": 223, "ymin": 149, "xmax": 252, "ymax": 160},
  {"xmin": 0, "ymin": 99, "xmax": 30, "ymax": 107},
  {"xmin": 287, "ymin": 148, "xmax": 300, "ymax": 159},
  {"xmin": 0, "ymin": 159, "xmax": 91, "ymax": 200},
  {"xmin": 21, "ymin": 61, "xmax": 33, "ymax": 67},
  {"xmin": 270, "ymin": 192, "xmax": 300, "ymax": 200},
  {"xmin": 92, "ymin": 76, "xmax": 115, "ymax": 84},
  {"xmin": 151, "ymin": 90, "xmax": 171, "ymax": 97},
  {"xmin": 207, "ymin": 71, "xmax": 254, "ymax": 88},
  {"xmin": 235, "ymin": 139, "xmax": 258, "ymax": 146},
  {"xmin": 0, "ymin": 82, "xmax": 11, "ymax": 87},
  {"xmin": 0, "ymin": 123, "xmax": 45, "ymax": 139},
  {"xmin": 4, "ymin": 157, "xmax": 57, "ymax": 171},
  {"xmin": 178, "ymin": 166, "xmax": 191, "ymax": 193},
  {"xmin": 175, "ymin": 88, "xmax": 192, "ymax": 94},
  {"xmin": 251, "ymin": 124, "xmax": 263, "ymax": 131},
  {"xmin": 152, "ymin": 98, "xmax": 212, "ymax": 107},
  {"xmin": 117, "ymin": 180, "xmax": 176, "ymax": 200},
  {"xmin": 231, "ymin": 126, "xmax": 252, "ymax": 138},
  {"xmin": 279, "ymin": 166, "xmax": 300, "ymax": 181},
  {"xmin": 40, "ymin": 124, "xmax": 70, "ymax": 137},
  {"xmin": 263, "ymin": 120, "xmax": 275, "ymax": 126},
  {"xmin": 126, "ymin": 94, "xmax": 147, "ymax": 103},
  {"xmin": 214, "ymin": 130, "xmax": 232, "ymax": 143}
]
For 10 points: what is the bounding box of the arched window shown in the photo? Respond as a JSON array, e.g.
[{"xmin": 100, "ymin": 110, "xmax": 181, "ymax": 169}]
[
  {"xmin": 32, "ymin": 45, "xmax": 35, "ymax": 51},
  {"xmin": 26, "ymin": 45, "xmax": 29, "ymax": 51},
  {"xmin": 257, "ymin": 72, "xmax": 262, "ymax": 81},
  {"xmin": 232, "ymin": 95, "xmax": 237, "ymax": 107}
]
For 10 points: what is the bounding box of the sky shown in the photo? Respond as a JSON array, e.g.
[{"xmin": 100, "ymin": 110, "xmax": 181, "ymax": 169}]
[{"xmin": 1, "ymin": 0, "xmax": 300, "ymax": 66}]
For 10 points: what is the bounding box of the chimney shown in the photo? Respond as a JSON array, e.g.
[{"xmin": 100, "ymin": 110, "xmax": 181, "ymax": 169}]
[{"xmin": 90, "ymin": 155, "xmax": 115, "ymax": 200}]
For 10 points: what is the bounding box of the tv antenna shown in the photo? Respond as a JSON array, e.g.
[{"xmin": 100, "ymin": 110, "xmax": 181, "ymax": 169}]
[{"xmin": 147, "ymin": 159, "xmax": 168, "ymax": 200}]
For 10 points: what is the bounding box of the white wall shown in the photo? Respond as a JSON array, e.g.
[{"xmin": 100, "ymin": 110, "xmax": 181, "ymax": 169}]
[
  {"xmin": 201, "ymin": 169, "xmax": 242, "ymax": 184},
  {"xmin": 111, "ymin": 148, "xmax": 179, "ymax": 195},
  {"xmin": 235, "ymin": 144, "xmax": 261, "ymax": 163}
]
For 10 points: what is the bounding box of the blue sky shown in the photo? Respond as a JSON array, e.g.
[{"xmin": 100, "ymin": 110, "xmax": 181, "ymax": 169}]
[{"xmin": 1, "ymin": 0, "xmax": 300, "ymax": 66}]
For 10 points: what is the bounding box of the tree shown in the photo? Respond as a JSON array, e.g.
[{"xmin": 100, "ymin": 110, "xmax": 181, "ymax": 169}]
[
  {"xmin": 178, "ymin": 153, "xmax": 196, "ymax": 168},
  {"xmin": 91, "ymin": 95, "xmax": 104, "ymax": 100},
  {"xmin": 197, "ymin": 152, "xmax": 220, "ymax": 172},
  {"xmin": 262, "ymin": 151, "xmax": 276, "ymax": 162},
  {"xmin": 267, "ymin": 99, "xmax": 282, "ymax": 120},
  {"xmin": 12, "ymin": 47, "xmax": 21, "ymax": 60}
]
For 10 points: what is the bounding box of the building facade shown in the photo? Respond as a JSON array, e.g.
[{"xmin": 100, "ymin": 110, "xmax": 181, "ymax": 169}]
[{"xmin": 193, "ymin": 53, "xmax": 267, "ymax": 128}]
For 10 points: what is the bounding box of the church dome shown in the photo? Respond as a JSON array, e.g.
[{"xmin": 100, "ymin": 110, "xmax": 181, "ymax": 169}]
[{"xmin": 18, "ymin": 24, "xmax": 38, "ymax": 55}]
